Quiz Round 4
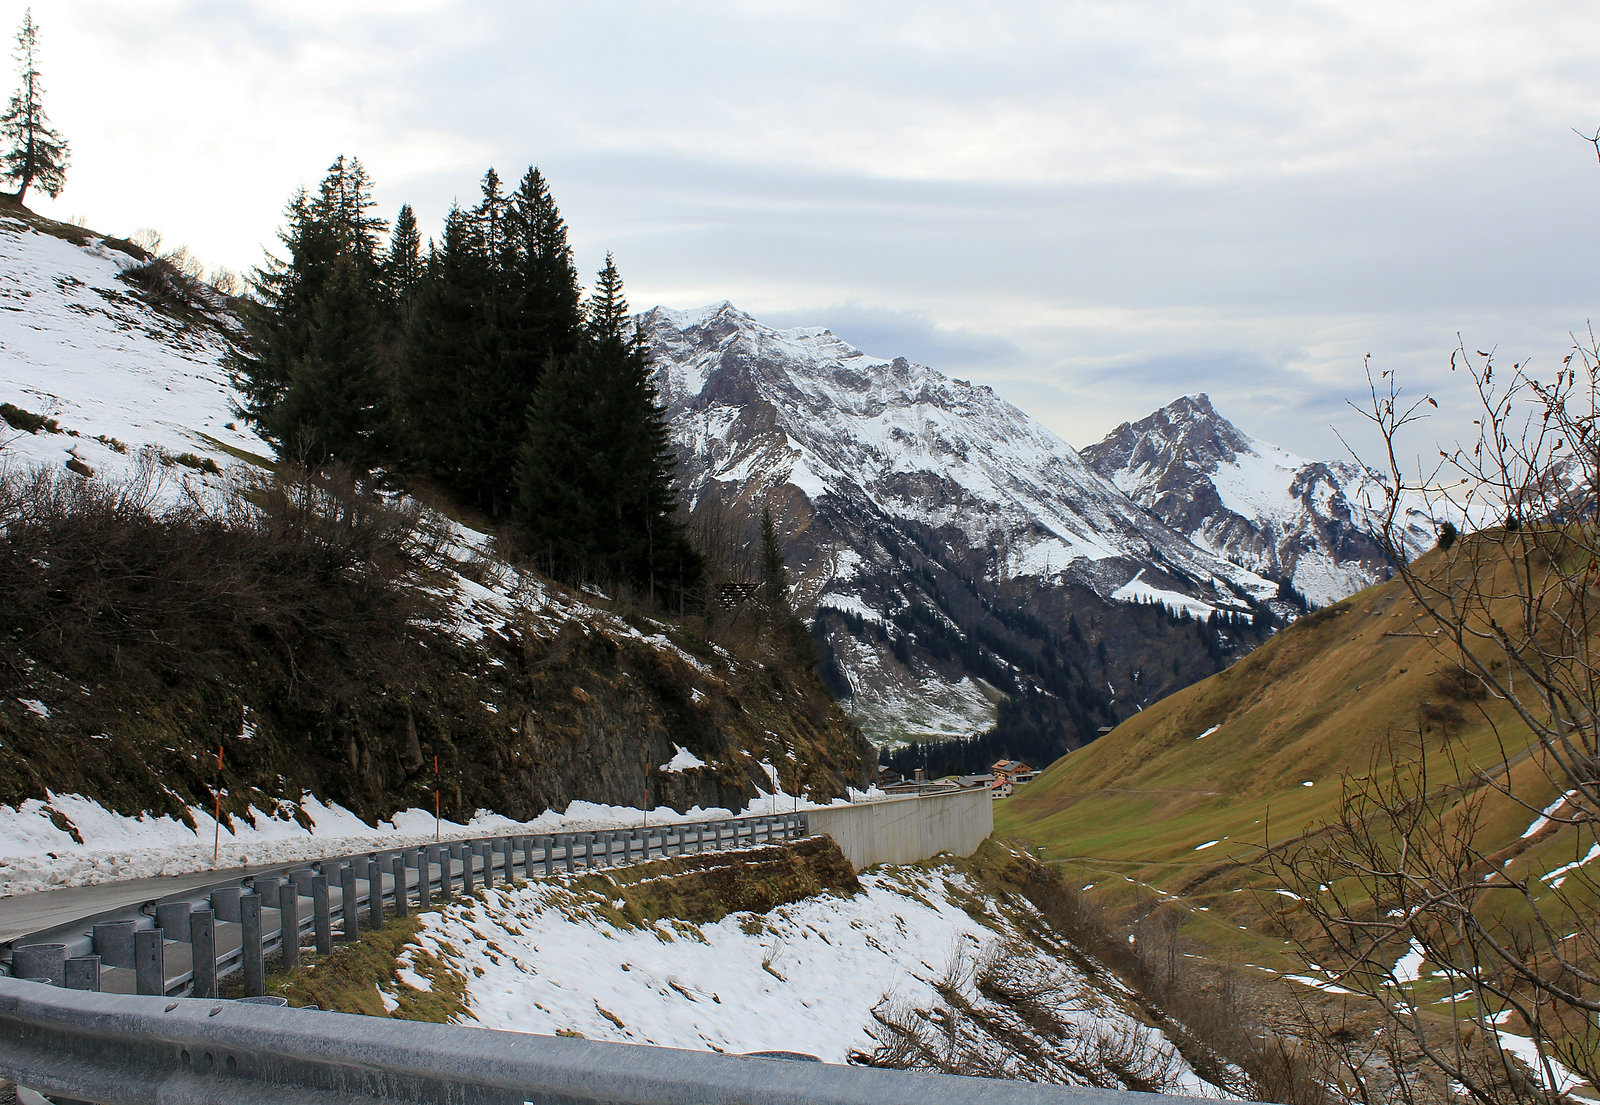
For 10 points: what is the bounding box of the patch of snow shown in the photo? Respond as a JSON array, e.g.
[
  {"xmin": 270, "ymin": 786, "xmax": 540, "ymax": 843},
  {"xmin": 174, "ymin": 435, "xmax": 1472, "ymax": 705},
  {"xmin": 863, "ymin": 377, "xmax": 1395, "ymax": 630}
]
[
  {"xmin": 419, "ymin": 859, "xmax": 1230, "ymax": 1094},
  {"xmin": 1542, "ymin": 843, "xmax": 1600, "ymax": 886},
  {"xmin": 659, "ymin": 746, "xmax": 707, "ymax": 773},
  {"xmin": 1392, "ymin": 938, "xmax": 1427, "ymax": 984},
  {"xmin": 17, "ymin": 699, "xmax": 49, "ymax": 718},
  {"xmin": 1195, "ymin": 724, "xmax": 1220, "ymax": 740},
  {"xmin": 1111, "ymin": 570, "xmax": 1217, "ymax": 619},
  {"xmin": 1495, "ymin": 1034, "xmax": 1584, "ymax": 1095},
  {"xmin": 1521, "ymin": 791, "xmax": 1577, "ymax": 839}
]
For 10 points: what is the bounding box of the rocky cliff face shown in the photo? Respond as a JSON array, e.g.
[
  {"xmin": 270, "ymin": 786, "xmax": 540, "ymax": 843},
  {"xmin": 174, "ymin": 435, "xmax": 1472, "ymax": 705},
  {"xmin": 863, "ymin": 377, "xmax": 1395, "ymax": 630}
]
[
  {"xmin": 1082, "ymin": 394, "xmax": 1435, "ymax": 606},
  {"xmin": 643, "ymin": 304, "xmax": 1284, "ymax": 756}
]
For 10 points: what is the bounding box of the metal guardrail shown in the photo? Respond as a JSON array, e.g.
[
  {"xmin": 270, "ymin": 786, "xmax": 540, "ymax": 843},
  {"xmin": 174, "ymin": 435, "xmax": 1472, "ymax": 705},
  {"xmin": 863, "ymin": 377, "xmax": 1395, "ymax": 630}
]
[
  {"xmin": 0, "ymin": 976, "xmax": 1214, "ymax": 1105},
  {"xmin": 1, "ymin": 812, "xmax": 809, "ymax": 998}
]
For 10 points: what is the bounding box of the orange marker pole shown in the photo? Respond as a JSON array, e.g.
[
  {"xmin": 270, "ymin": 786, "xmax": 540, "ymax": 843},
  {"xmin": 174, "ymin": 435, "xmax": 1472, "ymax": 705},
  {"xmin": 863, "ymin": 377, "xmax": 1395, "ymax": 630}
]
[{"xmin": 434, "ymin": 755, "xmax": 441, "ymax": 842}]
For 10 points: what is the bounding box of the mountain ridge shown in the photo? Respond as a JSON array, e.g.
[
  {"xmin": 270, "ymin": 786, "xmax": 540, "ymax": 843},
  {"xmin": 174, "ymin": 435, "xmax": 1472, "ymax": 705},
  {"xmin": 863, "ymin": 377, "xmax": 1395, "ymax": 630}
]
[
  {"xmin": 643, "ymin": 303, "xmax": 1288, "ymax": 761},
  {"xmin": 1083, "ymin": 392, "xmax": 1434, "ymax": 605}
]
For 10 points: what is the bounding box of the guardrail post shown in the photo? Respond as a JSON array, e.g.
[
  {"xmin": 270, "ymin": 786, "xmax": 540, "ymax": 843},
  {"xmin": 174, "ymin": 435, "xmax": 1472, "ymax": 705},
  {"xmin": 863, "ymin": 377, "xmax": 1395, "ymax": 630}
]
[
  {"xmin": 64, "ymin": 955, "xmax": 100, "ymax": 992},
  {"xmin": 339, "ymin": 864, "xmax": 360, "ymax": 941},
  {"xmin": 365, "ymin": 857, "xmax": 384, "ymax": 930},
  {"xmin": 278, "ymin": 880, "xmax": 300, "ymax": 970},
  {"xmin": 541, "ymin": 836, "xmax": 554, "ymax": 876},
  {"xmin": 211, "ymin": 885, "xmax": 243, "ymax": 922},
  {"xmin": 240, "ymin": 893, "xmax": 264, "ymax": 996},
  {"xmin": 518, "ymin": 836, "xmax": 532, "ymax": 879},
  {"xmin": 156, "ymin": 901, "xmax": 191, "ymax": 942},
  {"xmin": 311, "ymin": 874, "xmax": 332, "ymax": 955},
  {"xmin": 189, "ymin": 910, "xmax": 216, "ymax": 998},
  {"xmin": 461, "ymin": 845, "xmax": 476, "ymax": 894},
  {"xmin": 92, "ymin": 919, "xmax": 137, "ymax": 968},
  {"xmin": 134, "ymin": 929, "xmax": 164, "ymax": 996},
  {"xmin": 11, "ymin": 943, "xmax": 66, "ymax": 986},
  {"xmin": 481, "ymin": 843, "xmax": 496, "ymax": 890},
  {"xmin": 391, "ymin": 854, "xmax": 409, "ymax": 918},
  {"xmin": 500, "ymin": 839, "xmax": 513, "ymax": 883},
  {"xmin": 417, "ymin": 851, "xmax": 432, "ymax": 909}
]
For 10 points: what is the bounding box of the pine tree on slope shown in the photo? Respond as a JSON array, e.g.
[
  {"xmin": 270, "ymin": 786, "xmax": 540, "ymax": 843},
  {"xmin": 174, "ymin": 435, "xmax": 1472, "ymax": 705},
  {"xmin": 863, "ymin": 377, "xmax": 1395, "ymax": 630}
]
[
  {"xmin": 0, "ymin": 9, "xmax": 69, "ymax": 204},
  {"xmin": 515, "ymin": 255, "xmax": 702, "ymax": 605},
  {"xmin": 381, "ymin": 203, "xmax": 425, "ymax": 320},
  {"xmin": 234, "ymin": 157, "xmax": 389, "ymax": 460}
]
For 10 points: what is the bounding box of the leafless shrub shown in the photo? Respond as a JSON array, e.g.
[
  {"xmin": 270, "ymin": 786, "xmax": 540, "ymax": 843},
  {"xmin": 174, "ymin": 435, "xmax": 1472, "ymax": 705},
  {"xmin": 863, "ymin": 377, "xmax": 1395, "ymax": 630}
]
[
  {"xmin": 1262, "ymin": 337, "xmax": 1600, "ymax": 1105},
  {"xmin": 859, "ymin": 935, "xmax": 1198, "ymax": 1094},
  {"xmin": 0, "ymin": 456, "xmax": 440, "ymax": 713}
]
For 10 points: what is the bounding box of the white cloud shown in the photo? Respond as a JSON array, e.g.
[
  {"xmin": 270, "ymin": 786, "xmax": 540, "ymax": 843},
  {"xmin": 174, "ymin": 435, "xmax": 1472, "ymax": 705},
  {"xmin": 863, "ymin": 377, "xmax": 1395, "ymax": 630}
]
[{"xmin": 0, "ymin": 0, "xmax": 1594, "ymax": 461}]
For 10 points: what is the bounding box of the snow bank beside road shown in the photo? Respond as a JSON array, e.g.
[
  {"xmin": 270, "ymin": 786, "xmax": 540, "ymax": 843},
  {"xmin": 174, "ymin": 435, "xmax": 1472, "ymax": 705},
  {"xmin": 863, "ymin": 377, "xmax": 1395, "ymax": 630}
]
[{"xmin": 0, "ymin": 788, "xmax": 881, "ymax": 899}]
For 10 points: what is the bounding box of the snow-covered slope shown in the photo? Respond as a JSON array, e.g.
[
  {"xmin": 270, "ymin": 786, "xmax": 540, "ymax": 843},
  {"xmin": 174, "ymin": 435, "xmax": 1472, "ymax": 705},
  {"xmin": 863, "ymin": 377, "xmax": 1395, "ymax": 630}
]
[
  {"xmin": 645, "ymin": 304, "xmax": 1281, "ymax": 750},
  {"xmin": 1083, "ymin": 394, "xmax": 1436, "ymax": 606},
  {"xmin": 0, "ymin": 209, "xmax": 268, "ymax": 480},
  {"xmin": 650, "ymin": 303, "xmax": 1271, "ymax": 607},
  {"xmin": 407, "ymin": 851, "xmax": 1232, "ymax": 1094}
]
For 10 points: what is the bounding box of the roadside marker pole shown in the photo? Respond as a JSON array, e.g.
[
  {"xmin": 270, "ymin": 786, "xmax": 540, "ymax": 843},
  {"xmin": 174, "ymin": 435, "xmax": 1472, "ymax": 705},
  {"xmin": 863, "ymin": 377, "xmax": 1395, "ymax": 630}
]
[
  {"xmin": 212, "ymin": 744, "xmax": 223, "ymax": 865},
  {"xmin": 434, "ymin": 754, "xmax": 440, "ymax": 843}
]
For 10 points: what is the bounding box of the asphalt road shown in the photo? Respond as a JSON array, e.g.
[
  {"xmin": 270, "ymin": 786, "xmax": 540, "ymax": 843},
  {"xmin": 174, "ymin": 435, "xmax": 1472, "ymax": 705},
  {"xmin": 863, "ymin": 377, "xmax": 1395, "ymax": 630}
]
[{"xmin": 0, "ymin": 862, "xmax": 289, "ymax": 947}]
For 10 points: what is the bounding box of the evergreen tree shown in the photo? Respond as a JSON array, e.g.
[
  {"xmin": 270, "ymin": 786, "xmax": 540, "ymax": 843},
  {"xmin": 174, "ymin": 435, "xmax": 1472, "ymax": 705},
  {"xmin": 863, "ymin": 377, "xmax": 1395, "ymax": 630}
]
[
  {"xmin": 315, "ymin": 154, "xmax": 385, "ymax": 269},
  {"xmin": 503, "ymin": 166, "xmax": 584, "ymax": 380},
  {"xmin": 395, "ymin": 204, "xmax": 496, "ymax": 498},
  {"xmin": 381, "ymin": 203, "xmax": 424, "ymax": 318},
  {"xmin": 515, "ymin": 256, "xmax": 702, "ymax": 605},
  {"xmin": 267, "ymin": 255, "xmax": 387, "ymax": 468},
  {"xmin": 759, "ymin": 508, "xmax": 788, "ymax": 612},
  {"xmin": 0, "ymin": 9, "xmax": 68, "ymax": 204},
  {"xmin": 233, "ymin": 156, "xmax": 389, "ymax": 464}
]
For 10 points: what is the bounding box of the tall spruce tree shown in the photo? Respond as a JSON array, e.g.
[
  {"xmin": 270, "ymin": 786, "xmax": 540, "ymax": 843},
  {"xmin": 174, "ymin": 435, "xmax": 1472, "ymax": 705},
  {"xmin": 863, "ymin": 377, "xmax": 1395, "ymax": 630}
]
[
  {"xmin": 394, "ymin": 204, "xmax": 495, "ymax": 498},
  {"xmin": 515, "ymin": 256, "xmax": 702, "ymax": 605},
  {"xmin": 268, "ymin": 255, "xmax": 387, "ymax": 468},
  {"xmin": 0, "ymin": 9, "xmax": 68, "ymax": 204},
  {"xmin": 395, "ymin": 165, "xmax": 585, "ymax": 517},
  {"xmin": 233, "ymin": 156, "xmax": 389, "ymax": 465},
  {"xmin": 381, "ymin": 203, "xmax": 424, "ymax": 319},
  {"xmin": 759, "ymin": 508, "xmax": 788, "ymax": 613}
]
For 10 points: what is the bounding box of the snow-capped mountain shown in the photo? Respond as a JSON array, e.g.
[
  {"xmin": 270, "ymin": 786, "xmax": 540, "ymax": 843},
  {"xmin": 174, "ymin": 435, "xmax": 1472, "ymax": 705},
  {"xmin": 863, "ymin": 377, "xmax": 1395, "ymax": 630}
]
[
  {"xmin": 643, "ymin": 303, "xmax": 1283, "ymax": 752},
  {"xmin": 1082, "ymin": 394, "xmax": 1436, "ymax": 607}
]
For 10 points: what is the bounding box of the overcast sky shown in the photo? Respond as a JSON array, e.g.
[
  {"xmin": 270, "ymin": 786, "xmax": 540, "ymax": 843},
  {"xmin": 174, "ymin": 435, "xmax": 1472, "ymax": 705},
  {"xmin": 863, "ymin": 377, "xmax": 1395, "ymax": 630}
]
[{"xmin": 7, "ymin": 0, "xmax": 1598, "ymax": 462}]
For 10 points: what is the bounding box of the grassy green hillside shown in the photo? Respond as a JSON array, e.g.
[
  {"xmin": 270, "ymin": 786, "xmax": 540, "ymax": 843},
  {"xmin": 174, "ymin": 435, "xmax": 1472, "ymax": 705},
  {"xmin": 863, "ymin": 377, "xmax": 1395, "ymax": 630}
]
[
  {"xmin": 998, "ymin": 533, "xmax": 1600, "ymax": 1091},
  {"xmin": 1003, "ymin": 557, "xmax": 1575, "ymax": 926}
]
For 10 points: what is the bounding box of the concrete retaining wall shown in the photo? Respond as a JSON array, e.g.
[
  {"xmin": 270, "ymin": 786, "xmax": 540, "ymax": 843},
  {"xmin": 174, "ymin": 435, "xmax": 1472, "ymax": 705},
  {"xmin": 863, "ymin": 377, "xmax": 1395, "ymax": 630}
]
[{"xmin": 806, "ymin": 788, "xmax": 993, "ymax": 870}]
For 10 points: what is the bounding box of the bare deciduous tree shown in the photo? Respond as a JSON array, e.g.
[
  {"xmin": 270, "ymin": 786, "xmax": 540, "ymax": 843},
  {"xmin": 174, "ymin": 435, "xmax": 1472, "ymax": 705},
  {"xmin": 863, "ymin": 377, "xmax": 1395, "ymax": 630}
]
[{"xmin": 1268, "ymin": 334, "xmax": 1600, "ymax": 1104}]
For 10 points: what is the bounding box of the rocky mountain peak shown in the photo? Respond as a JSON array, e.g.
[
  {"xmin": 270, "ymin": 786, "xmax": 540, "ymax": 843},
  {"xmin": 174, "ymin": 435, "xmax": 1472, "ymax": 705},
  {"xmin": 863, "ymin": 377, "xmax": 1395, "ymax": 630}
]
[
  {"xmin": 1083, "ymin": 394, "xmax": 1434, "ymax": 606},
  {"xmin": 1091, "ymin": 393, "xmax": 1259, "ymax": 484}
]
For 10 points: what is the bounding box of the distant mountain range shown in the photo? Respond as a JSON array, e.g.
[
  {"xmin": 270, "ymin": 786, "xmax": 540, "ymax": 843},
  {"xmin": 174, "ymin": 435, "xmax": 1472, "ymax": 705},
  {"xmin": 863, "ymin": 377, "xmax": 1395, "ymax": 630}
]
[
  {"xmin": 643, "ymin": 305, "xmax": 1438, "ymax": 765},
  {"xmin": 644, "ymin": 305, "xmax": 1325, "ymax": 765},
  {"xmin": 1082, "ymin": 393, "xmax": 1435, "ymax": 607}
]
